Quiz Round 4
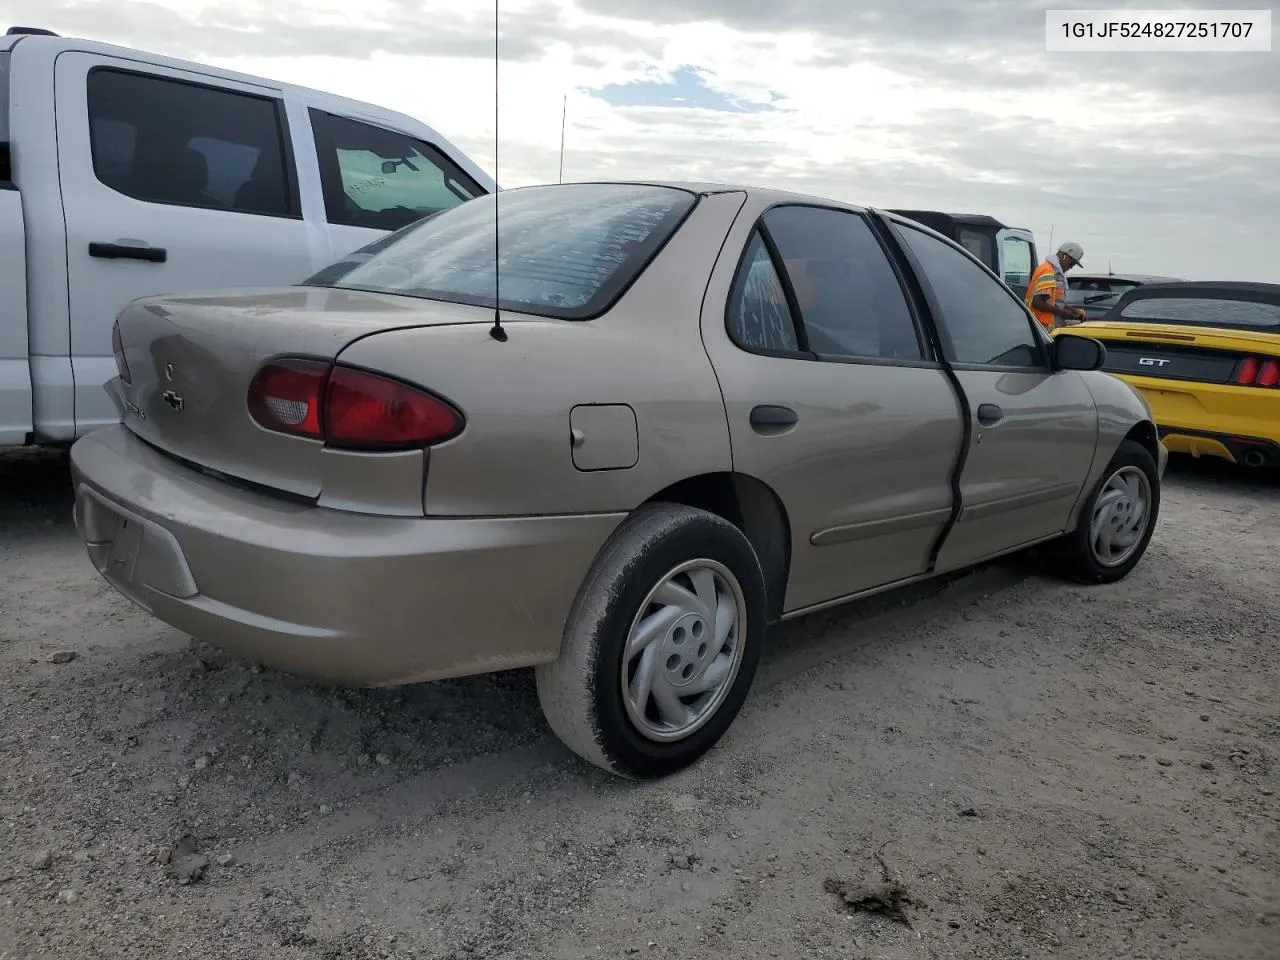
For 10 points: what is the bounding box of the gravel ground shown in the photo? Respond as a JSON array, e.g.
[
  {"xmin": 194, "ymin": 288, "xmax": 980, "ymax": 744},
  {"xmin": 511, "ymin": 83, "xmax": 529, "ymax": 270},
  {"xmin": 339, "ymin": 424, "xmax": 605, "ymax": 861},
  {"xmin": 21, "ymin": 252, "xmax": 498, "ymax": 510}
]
[{"xmin": 1, "ymin": 448, "xmax": 1277, "ymax": 960}]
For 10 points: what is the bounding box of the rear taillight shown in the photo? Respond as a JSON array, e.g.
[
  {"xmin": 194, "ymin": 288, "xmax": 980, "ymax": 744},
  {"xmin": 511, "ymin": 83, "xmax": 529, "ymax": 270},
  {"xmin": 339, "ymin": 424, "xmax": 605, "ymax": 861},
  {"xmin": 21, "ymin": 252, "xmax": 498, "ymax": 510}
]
[
  {"xmin": 1259, "ymin": 359, "xmax": 1280, "ymax": 388},
  {"xmin": 1232, "ymin": 356, "xmax": 1280, "ymax": 388},
  {"xmin": 111, "ymin": 322, "xmax": 130, "ymax": 384},
  {"xmin": 247, "ymin": 359, "xmax": 463, "ymax": 450},
  {"xmin": 247, "ymin": 358, "xmax": 327, "ymax": 440},
  {"xmin": 325, "ymin": 365, "xmax": 464, "ymax": 449}
]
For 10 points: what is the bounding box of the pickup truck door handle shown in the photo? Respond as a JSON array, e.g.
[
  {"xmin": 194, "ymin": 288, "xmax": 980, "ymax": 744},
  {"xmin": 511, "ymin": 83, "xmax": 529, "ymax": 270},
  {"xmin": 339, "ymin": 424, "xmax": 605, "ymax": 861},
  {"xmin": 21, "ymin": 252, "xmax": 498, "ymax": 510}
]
[
  {"xmin": 975, "ymin": 403, "xmax": 1004, "ymax": 426},
  {"xmin": 749, "ymin": 404, "xmax": 798, "ymax": 432},
  {"xmin": 89, "ymin": 242, "xmax": 168, "ymax": 263}
]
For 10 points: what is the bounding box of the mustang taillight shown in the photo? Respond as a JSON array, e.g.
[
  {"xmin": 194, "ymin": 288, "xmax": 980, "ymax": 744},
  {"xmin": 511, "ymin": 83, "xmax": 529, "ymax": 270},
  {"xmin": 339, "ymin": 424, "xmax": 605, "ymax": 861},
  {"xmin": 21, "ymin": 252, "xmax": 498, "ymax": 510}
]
[
  {"xmin": 111, "ymin": 321, "xmax": 131, "ymax": 384},
  {"xmin": 1231, "ymin": 356, "xmax": 1280, "ymax": 388},
  {"xmin": 247, "ymin": 358, "xmax": 464, "ymax": 450}
]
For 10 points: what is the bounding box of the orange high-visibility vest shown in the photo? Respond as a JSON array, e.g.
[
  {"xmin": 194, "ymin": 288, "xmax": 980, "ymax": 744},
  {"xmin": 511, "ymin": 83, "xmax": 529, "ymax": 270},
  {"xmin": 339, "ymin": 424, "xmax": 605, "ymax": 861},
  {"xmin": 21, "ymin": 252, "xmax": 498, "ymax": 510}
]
[{"xmin": 1025, "ymin": 258, "xmax": 1064, "ymax": 328}]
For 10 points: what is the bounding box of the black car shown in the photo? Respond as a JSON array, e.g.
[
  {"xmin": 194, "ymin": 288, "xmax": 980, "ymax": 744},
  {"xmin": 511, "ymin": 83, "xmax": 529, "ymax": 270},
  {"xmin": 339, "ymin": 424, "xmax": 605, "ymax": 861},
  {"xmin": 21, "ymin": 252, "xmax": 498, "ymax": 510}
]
[{"xmin": 1066, "ymin": 273, "xmax": 1182, "ymax": 320}]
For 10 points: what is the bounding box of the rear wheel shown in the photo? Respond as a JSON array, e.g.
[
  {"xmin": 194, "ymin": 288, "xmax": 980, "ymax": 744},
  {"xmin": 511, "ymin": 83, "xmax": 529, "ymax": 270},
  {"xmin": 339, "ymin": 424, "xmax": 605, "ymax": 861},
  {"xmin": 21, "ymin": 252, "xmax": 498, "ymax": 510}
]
[
  {"xmin": 1050, "ymin": 439, "xmax": 1160, "ymax": 584},
  {"xmin": 535, "ymin": 503, "xmax": 767, "ymax": 778}
]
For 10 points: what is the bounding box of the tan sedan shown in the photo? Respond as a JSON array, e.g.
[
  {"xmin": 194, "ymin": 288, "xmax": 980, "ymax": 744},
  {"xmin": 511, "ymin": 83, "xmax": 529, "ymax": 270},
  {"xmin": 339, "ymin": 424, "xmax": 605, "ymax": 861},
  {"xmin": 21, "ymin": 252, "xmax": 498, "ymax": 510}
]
[{"xmin": 71, "ymin": 181, "xmax": 1166, "ymax": 778}]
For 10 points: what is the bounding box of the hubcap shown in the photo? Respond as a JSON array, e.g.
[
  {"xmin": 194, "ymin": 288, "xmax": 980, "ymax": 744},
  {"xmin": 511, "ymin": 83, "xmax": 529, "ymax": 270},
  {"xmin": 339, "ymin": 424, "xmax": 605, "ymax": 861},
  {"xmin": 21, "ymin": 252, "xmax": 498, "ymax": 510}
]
[
  {"xmin": 1089, "ymin": 465, "xmax": 1152, "ymax": 567},
  {"xmin": 621, "ymin": 559, "xmax": 747, "ymax": 743}
]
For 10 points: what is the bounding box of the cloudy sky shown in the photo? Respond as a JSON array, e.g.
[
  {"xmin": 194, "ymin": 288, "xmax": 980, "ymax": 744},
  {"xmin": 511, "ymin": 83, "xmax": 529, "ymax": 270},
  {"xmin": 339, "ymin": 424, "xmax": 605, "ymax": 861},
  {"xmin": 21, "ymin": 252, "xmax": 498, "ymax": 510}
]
[{"xmin": 7, "ymin": 0, "xmax": 1278, "ymax": 280}]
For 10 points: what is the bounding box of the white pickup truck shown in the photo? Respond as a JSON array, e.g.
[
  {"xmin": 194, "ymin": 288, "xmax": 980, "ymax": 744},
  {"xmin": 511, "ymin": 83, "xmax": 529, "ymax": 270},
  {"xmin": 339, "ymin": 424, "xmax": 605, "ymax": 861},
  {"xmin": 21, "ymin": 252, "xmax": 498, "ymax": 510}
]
[{"xmin": 1, "ymin": 25, "xmax": 495, "ymax": 446}]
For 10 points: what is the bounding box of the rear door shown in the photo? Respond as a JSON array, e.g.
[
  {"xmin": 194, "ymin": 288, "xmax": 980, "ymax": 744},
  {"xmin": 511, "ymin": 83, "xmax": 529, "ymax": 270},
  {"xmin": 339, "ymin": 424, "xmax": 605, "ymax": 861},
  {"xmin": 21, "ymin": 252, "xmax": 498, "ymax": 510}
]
[
  {"xmin": 0, "ymin": 46, "xmax": 32, "ymax": 444},
  {"xmin": 702, "ymin": 201, "xmax": 964, "ymax": 615},
  {"xmin": 884, "ymin": 218, "xmax": 1098, "ymax": 572},
  {"xmin": 306, "ymin": 108, "xmax": 488, "ymax": 260},
  {"xmin": 54, "ymin": 52, "xmax": 322, "ymax": 436}
]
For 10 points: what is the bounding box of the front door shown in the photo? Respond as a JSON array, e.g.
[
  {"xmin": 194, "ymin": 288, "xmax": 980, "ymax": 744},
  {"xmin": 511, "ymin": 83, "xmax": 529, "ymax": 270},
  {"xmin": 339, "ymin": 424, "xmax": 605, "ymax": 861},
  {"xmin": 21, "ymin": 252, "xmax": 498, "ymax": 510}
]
[
  {"xmin": 54, "ymin": 52, "xmax": 320, "ymax": 436},
  {"xmin": 886, "ymin": 219, "xmax": 1097, "ymax": 572},
  {"xmin": 701, "ymin": 201, "xmax": 964, "ymax": 615},
  {"xmin": 997, "ymin": 227, "xmax": 1037, "ymax": 300}
]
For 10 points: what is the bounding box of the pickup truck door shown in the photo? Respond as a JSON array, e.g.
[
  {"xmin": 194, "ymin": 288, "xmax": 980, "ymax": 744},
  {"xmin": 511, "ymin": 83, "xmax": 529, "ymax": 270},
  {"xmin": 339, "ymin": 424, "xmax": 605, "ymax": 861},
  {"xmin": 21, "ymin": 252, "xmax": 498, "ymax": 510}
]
[
  {"xmin": 885, "ymin": 218, "xmax": 1097, "ymax": 572},
  {"xmin": 53, "ymin": 51, "xmax": 325, "ymax": 437},
  {"xmin": 997, "ymin": 227, "xmax": 1038, "ymax": 301},
  {"xmin": 0, "ymin": 48, "xmax": 32, "ymax": 444}
]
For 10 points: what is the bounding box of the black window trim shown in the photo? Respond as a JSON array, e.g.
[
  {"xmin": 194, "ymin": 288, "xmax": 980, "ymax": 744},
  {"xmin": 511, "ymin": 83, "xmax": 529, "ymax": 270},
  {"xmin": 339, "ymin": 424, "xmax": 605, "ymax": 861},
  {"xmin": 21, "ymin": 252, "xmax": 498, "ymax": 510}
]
[
  {"xmin": 307, "ymin": 107, "xmax": 487, "ymax": 230},
  {"xmin": 85, "ymin": 64, "xmax": 303, "ymax": 220},
  {"xmin": 880, "ymin": 214, "xmax": 1055, "ymax": 374},
  {"xmin": 723, "ymin": 201, "xmax": 943, "ymax": 369}
]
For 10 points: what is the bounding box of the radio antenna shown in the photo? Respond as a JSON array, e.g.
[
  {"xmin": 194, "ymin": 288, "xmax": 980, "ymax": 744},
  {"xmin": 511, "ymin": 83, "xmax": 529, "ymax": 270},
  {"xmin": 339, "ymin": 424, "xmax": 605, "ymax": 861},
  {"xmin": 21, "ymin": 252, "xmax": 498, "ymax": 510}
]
[
  {"xmin": 559, "ymin": 93, "xmax": 567, "ymax": 184},
  {"xmin": 489, "ymin": 0, "xmax": 507, "ymax": 342}
]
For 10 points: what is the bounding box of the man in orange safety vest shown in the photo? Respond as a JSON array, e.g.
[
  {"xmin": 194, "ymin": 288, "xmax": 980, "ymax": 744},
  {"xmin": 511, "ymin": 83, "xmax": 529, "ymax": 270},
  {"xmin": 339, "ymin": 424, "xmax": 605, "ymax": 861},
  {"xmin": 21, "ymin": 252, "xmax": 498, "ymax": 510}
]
[{"xmin": 1026, "ymin": 241, "xmax": 1088, "ymax": 329}]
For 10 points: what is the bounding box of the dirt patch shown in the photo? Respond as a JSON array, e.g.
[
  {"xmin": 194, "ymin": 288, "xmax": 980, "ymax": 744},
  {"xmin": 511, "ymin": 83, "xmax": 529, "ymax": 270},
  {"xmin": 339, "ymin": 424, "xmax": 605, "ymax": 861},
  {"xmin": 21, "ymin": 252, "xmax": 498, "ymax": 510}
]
[{"xmin": 1, "ymin": 452, "xmax": 1278, "ymax": 960}]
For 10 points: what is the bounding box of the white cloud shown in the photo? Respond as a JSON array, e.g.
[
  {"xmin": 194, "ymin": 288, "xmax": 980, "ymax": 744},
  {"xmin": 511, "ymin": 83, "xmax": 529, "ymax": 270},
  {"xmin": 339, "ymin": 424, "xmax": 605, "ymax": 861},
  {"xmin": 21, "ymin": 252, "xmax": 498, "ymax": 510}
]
[{"xmin": 6, "ymin": 0, "xmax": 1277, "ymax": 280}]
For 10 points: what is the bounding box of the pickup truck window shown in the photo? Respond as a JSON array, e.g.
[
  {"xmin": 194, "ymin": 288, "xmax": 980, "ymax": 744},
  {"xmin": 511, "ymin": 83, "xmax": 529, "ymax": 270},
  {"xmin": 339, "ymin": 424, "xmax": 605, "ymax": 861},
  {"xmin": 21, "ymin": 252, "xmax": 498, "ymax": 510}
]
[
  {"xmin": 1002, "ymin": 236, "xmax": 1033, "ymax": 289},
  {"xmin": 309, "ymin": 109, "xmax": 484, "ymax": 232},
  {"xmin": 0, "ymin": 51, "xmax": 10, "ymax": 186},
  {"xmin": 86, "ymin": 67, "xmax": 297, "ymax": 218}
]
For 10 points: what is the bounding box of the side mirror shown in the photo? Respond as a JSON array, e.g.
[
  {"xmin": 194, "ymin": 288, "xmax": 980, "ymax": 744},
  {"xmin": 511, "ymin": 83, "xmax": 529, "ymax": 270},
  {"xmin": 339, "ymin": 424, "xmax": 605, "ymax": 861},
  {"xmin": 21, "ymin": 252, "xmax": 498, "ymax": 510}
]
[{"xmin": 1053, "ymin": 333, "xmax": 1106, "ymax": 372}]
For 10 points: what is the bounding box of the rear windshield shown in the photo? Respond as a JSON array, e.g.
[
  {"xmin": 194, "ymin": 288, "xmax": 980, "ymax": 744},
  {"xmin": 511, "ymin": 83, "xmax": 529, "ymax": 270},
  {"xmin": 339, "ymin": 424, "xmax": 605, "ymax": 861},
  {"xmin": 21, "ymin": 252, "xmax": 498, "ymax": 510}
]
[
  {"xmin": 305, "ymin": 182, "xmax": 698, "ymax": 320},
  {"xmin": 1118, "ymin": 295, "xmax": 1280, "ymax": 331},
  {"xmin": 1066, "ymin": 279, "xmax": 1141, "ymax": 306}
]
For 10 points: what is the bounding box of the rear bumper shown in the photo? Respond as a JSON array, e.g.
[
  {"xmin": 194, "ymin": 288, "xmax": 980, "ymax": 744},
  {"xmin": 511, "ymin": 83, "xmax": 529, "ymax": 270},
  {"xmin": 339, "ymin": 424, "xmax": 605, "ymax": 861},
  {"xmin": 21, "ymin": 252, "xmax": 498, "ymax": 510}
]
[
  {"xmin": 1157, "ymin": 426, "xmax": 1280, "ymax": 467},
  {"xmin": 70, "ymin": 425, "xmax": 623, "ymax": 686},
  {"xmin": 1109, "ymin": 374, "xmax": 1280, "ymax": 465}
]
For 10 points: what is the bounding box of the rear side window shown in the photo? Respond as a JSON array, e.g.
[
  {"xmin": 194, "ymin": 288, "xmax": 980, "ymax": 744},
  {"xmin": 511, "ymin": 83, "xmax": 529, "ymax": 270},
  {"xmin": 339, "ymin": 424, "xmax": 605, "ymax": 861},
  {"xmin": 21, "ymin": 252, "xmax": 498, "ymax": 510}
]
[
  {"xmin": 306, "ymin": 183, "xmax": 697, "ymax": 320},
  {"xmin": 1120, "ymin": 295, "xmax": 1280, "ymax": 330},
  {"xmin": 762, "ymin": 205, "xmax": 924, "ymax": 361},
  {"xmin": 726, "ymin": 231, "xmax": 801, "ymax": 353},
  {"xmin": 86, "ymin": 68, "xmax": 297, "ymax": 218},
  {"xmin": 310, "ymin": 109, "xmax": 485, "ymax": 232},
  {"xmin": 0, "ymin": 52, "xmax": 11, "ymax": 186}
]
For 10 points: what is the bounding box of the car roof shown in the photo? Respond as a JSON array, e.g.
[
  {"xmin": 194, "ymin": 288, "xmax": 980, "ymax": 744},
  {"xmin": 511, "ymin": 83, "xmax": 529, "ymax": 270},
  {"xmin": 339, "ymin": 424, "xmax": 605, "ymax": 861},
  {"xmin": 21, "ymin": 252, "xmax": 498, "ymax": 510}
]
[
  {"xmin": 1118, "ymin": 280, "xmax": 1280, "ymax": 303},
  {"xmin": 519, "ymin": 179, "xmax": 876, "ymax": 214},
  {"xmin": 885, "ymin": 209, "xmax": 1008, "ymax": 230},
  {"xmin": 1072, "ymin": 273, "xmax": 1181, "ymax": 284}
]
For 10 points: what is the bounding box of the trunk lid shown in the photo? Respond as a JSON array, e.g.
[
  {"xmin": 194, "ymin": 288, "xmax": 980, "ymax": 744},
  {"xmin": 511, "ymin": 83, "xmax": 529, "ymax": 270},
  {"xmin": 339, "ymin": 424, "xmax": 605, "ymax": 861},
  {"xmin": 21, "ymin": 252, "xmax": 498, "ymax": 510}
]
[
  {"xmin": 113, "ymin": 285, "xmax": 492, "ymax": 499},
  {"xmin": 1079, "ymin": 321, "xmax": 1278, "ymax": 387}
]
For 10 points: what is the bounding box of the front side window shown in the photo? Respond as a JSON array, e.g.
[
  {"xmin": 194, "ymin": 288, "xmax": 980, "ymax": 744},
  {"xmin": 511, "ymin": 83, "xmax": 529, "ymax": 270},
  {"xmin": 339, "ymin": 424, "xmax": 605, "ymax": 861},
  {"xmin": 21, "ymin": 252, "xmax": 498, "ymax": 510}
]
[
  {"xmin": 893, "ymin": 223, "xmax": 1045, "ymax": 368},
  {"xmin": 86, "ymin": 68, "xmax": 295, "ymax": 217},
  {"xmin": 310, "ymin": 110, "xmax": 485, "ymax": 232},
  {"xmin": 305, "ymin": 182, "xmax": 696, "ymax": 320},
  {"xmin": 761, "ymin": 205, "xmax": 924, "ymax": 361}
]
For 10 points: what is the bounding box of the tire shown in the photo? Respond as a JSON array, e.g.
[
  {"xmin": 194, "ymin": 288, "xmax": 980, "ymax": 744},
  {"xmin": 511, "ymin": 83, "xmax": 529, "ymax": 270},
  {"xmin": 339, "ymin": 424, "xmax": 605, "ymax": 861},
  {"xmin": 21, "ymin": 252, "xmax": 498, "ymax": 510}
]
[
  {"xmin": 535, "ymin": 502, "xmax": 768, "ymax": 779},
  {"xmin": 1049, "ymin": 439, "xmax": 1160, "ymax": 584}
]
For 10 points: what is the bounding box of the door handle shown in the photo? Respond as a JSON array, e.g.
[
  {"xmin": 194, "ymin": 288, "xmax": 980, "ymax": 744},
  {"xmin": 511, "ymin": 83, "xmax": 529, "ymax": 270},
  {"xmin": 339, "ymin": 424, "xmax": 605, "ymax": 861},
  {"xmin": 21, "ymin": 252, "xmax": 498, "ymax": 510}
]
[
  {"xmin": 89, "ymin": 242, "xmax": 168, "ymax": 263},
  {"xmin": 975, "ymin": 403, "xmax": 1004, "ymax": 426},
  {"xmin": 749, "ymin": 404, "xmax": 798, "ymax": 433}
]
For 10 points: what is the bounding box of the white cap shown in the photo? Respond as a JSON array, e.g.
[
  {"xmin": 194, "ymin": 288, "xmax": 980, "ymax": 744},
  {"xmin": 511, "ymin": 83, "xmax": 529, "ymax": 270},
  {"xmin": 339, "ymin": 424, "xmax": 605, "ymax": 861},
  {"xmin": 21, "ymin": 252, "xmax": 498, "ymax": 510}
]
[{"xmin": 1058, "ymin": 241, "xmax": 1084, "ymax": 263}]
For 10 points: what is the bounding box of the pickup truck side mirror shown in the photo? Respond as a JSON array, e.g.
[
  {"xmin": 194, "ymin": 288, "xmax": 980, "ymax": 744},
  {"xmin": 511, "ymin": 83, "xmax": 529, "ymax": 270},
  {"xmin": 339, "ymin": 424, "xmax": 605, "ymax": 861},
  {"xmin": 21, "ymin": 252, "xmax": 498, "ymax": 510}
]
[{"xmin": 1053, "ymin": 333, "xmax": 1107, "ymax": 372}]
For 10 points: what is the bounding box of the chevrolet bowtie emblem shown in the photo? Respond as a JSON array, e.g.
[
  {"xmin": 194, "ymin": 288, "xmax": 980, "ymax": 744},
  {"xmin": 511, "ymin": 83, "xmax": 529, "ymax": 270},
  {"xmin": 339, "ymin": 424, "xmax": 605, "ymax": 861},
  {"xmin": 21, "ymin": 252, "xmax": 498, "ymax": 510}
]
[{"xmin": 162, "ymin": 390, "xmax": 184, "ymax": 411}]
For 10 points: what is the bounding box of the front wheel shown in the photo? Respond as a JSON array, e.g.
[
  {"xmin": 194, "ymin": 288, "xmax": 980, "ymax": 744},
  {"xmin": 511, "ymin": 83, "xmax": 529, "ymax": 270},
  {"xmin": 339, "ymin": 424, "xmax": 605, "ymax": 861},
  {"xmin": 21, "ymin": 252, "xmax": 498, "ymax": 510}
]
[
  {"xmin": 1049, "ymin": 438, "xmax": 1160, "ymax": 584},
  {"xmin": 535, "ymin": 503, "xmax": 767, "ymax": 779}
]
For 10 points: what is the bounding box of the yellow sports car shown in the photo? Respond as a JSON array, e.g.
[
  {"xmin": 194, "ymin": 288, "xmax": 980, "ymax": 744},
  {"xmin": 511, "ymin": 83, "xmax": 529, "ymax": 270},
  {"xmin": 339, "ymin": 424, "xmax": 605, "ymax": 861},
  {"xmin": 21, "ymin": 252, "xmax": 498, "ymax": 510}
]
[{"xmin": 1057, "ymin": 281, "xmax": 1280, "ymax": 467}]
